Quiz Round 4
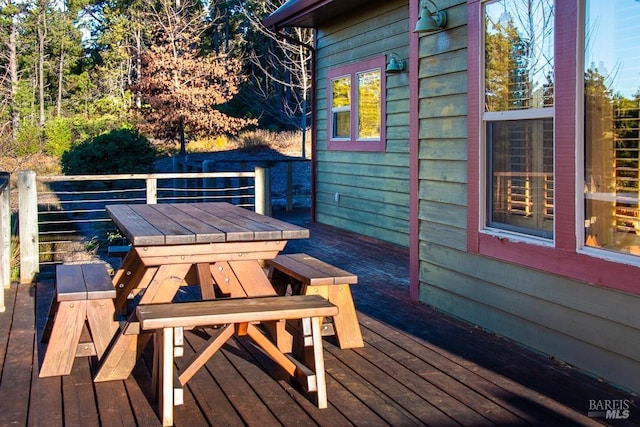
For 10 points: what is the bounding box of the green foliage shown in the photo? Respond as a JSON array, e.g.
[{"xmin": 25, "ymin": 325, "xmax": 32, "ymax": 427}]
[
  {"xmin": 4, "ymin": 0, "xmax": 307, "ymax": 158},
  {"xmin": 14, "ymin": 82, "xmax": 38, "ymax": 121},
  {"xmin": 61, "ymin": 129, "xmax": 157, "ymax": 175},
  {"xmin": 70, "ymin": 114, "xmax": 133, "ymax": 144},
  {"xmin": 14, "ymin": 121, "xmax": 41, "ymax": 156},
  {"xmin": 44, "ymin": 117, "xmax": 72, "ymax": 156}
]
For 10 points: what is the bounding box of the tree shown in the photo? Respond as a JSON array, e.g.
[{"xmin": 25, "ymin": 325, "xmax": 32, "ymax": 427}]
[
  {"xmin": 0, "ymin": 1, "xmax": 20, "ymax": 143},
  {"xmin": 134, "ymin": 0, "xmax": 255, "ymax": 154},
  {"xmin": 484, "ymin": 0, "xmax": 554, "ymax": 111},
  {"xmin": 485, "ymin": 17, "xmax": 529, "ymax": 111},
  {"xmin": 0, "ymin": 0, "xmax": 90, "ymax": 155},
  {"xmin": 35, "ymin": 0, "xmax": 47, "ymax": 127},
  {"xmin": 230, "ymin": 0, "xmax": 313, "ymax": 155},
  {"xmin": 50, "ymin": 2, "xmax": 85, "ymax": 118},
  {"xmin": 84, "ymin": 0, "xmax": 149, "ymax": 108},
  {"xmin": 0, "ymin": 0, "xmax": 312, "ymax": 160}
]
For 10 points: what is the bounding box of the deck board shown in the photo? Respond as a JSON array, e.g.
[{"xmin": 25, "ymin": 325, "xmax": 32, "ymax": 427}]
[
  {"xmin": 63, "ymin": 357, "xmax": 100, "ymax": 427},
  {"xmin": 177, "ymin": 332, "xmax": 252, "ymax": 426},
  {"xmin": 0, "ymin": 210, "xmax": 638, "ymax": 426},
  {"xmin": 0, "ymin": 284, "xmax": 35, "ymax": 427},
  {"xmin": 0, "ymin": 285, "xmax": 15, "ymax": 385}
]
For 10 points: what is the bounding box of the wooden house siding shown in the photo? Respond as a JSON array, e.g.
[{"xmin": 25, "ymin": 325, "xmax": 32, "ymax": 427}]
[
  {"xmin": 265, "ymin": 0, "xmax": 640, "ymax": 395},
  {"xmin": 314, "ymin": 1, "xmax": 410, "ymax": 247},
  {"xmin": 416, "ymin": 0, "xmax": 640, "ymax": 393}
]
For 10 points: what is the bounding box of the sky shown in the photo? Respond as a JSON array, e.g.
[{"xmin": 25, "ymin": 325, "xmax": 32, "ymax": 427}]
[{"xmin": 586, "ymin": 0, "xmax": 640, "ymax": 98}]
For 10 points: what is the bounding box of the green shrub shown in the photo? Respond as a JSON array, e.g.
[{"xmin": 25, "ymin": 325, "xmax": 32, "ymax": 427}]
[
  {"xmin": 70, "ymin": 114, "xmax": 134, "ymax": 144},
  {"xmin": 14, "ymin": 121, "xmax": 41, "ymax": 157},
  {"xmin": 61, "ymin": 129, "xmax": 157, "ymax": 175},
  {"xmin": 44, "ymin": 117, "xmax": 72, "ymax": 156}
]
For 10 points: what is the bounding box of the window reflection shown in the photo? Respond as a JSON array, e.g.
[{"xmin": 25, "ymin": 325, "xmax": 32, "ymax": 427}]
[
  {"xmin": 485, "ymin": 0, "xmax": 554, "ymax": 112},
  {"xmin": 484, "ymin": 0, "xmax": 554, "ymax": 238},
  {"xmin": 357, "ymin": 70, "xmax": 381, "ymax": 140},
  {"xmin": 331, "ymin": 76, "xmax": 351, "ymax": 139},
  {"xmin": 584, "ymin": 0, "xmax": 640, "ymax": 255}
]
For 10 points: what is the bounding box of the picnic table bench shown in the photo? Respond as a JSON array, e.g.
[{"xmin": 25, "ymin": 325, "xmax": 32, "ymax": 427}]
[
  {"xmin": 40, "ymin": 263, "xmax": 119, "ymax": 377},
  {"xmin": 267, "ymin": 253, "xmax": 364, "ymax": 349},
  {"xmin": 137, "ymin": 295, "xmax": 337, "ymax": 426}
]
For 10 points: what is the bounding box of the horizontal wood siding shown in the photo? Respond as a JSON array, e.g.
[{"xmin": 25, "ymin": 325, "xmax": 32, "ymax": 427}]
[
  {"xmin": 417, "ymin": 0, "xmax": 640, "ymax": 392},
  {"xmin": 315, "ymin": 1, "xmax": 410, "ymax": 247}
]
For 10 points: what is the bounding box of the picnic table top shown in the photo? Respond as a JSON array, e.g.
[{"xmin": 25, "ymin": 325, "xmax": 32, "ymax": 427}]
[{"xmin": 106, "ymin": 202, "xmax": 309, "ymax": 246}]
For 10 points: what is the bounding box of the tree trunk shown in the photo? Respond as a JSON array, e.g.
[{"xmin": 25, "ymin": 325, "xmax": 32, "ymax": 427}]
[
  {"xmin": 301, "ymin": 98, "xmax": 307, "ymax": 158},
  {"xmin": 56, "ymin": 48, "xmax": 64, "ymax": 117},
  {"xmin": 8, "ymin": 2, "xmax": 19, "ymax": 139},
  {"xmin": 178, "ymin": 122, "xmax": 186, "ymax": 155},
  {"xmin": 135, "ymin": 28, "xmax": 142, "ymax": 108},
  {"xmin": 37, "ymin": 1, "xmax": 47, "ymax": 127}
]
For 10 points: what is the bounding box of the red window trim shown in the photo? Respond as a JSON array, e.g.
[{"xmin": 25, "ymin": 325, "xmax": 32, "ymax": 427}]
[
  {"xmin": 466, "ymin": 0, "xmax": 640, "ymax": 295},
  {"xmin": 326, "ymin": 56, "xmax": 386, "ymax": 152}
]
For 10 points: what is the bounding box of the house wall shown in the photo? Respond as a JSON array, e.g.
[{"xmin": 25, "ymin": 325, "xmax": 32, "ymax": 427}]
[
  {"xmin": 314, "ymin": 1, "xmax": 410, "ymax": 247},
  {"xmin": 415, "ymin": 0, "xmax": 640, "ymax": 393}
]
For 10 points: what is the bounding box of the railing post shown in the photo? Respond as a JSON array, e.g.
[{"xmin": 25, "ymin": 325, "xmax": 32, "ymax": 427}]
[
  {"xmin": 254, "ymin": 166, "xmax": 271, "ymax": 216},
  {"xmin": 286, "ymin": 162, "xmax": 293, "ymax": 212},
  {"xmin": 18, "ymin": 170, "xmax": 39, "ymax": 284},
  {"xmin": 0, "ymin": 172, "xmax": 9, "ymax": 312},
  {"xmin": 146, "ymin": 178, "xmax": 158, "ymax": 204},
  {"xmin": 203, "ymin": 160, "xmax": 215, "ymax": 203}
]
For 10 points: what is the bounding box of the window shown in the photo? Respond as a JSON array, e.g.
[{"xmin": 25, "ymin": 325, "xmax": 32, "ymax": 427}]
[
  {"xmin": 483, "ymin": 0, "xmax": 555, "ymax": 239},
  {"xmin": 584, "ymin": 0, "xmax": 640, "ymax": 256},
  {"xmin": 331, "ymin": 76, "xmax": 351, "ymax": 139},
  {"xmin": 327, "ymin": 56, "xmax": 386, "ymax": 151},
  {"xmin": 467, "ymin": 0, "xmax": 640, "ymax": 294}
]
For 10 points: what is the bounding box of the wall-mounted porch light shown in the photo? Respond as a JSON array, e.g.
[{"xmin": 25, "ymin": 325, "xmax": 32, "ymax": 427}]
[
  {"xmin": 414, "ymin": 0, "xmax": 447, "ymax": 33},
  {"xmin": 386, "ymin": 53, "xmax": 406, "ymax": 74}
]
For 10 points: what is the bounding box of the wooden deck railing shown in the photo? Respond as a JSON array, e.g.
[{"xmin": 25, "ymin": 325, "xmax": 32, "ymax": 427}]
[
  {"xmin": 17, "ymin": 168, "xmax": 273, "ymax": 284},
  {"xmin": 0, "ymin": 172, "xmax": 9, "ymax": 311}
]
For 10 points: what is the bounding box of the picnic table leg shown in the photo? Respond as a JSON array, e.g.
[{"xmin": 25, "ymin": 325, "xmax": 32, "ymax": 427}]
[
  {"xmin": 312, "ymin": 316, "xmax": 328, "ymax": 409},
  {"xmin": 39, "ymin": 300, "xmax": 87, "ymax": 377},
  {"xmin": 159, "ymin": 327, "xmax": 174, "ymax": 426},
  {"xmin": 210, "ymin": 262, "xmax": 247, "ymax": 298},
  {"xmin": 95, "ymin": 263, "xmax": 191, "ymax": 382},
  {"xmin": 86, "ymin": 299, "xmax": 119, "ymax": 358},
  {"xmin": 245, "ymin": 322, "xmax": 320, "ymax": 394},
  {"xmin": 113, "ymin": 251, "xmax": 148, "ymax": 314},
  {"xmin": 327, "ymin": 285, "xmax": 364, "ymax": 349},
  {"xmin": 196, "ymin": 262, "xmax": 216, "ymax": 300},
  {"xmin": 228, "ymin": 260, "xmax": 278, "ymax": 297},
  {"xmin": 177, "ymin": 324, "xmax": 235, "ymax": 385}
]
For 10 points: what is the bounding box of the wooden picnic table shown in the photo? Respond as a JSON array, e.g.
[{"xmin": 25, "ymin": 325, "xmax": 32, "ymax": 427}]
[{"xmin": 94, "ymin": 202, "xmax": 309, "ymax": 382}]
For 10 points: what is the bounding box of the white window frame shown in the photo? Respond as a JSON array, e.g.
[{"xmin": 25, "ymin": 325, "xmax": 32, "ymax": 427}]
[{"xmin": 480, "ymin": 0, "xmax": 556, "ymax": 244}]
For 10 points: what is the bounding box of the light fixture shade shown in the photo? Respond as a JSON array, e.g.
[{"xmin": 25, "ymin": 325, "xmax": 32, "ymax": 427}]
[
  {"xmin": 414, "ymin": 0, "xmax": 447, "ymax": 33},
  {"xmin": 386, "ymin": 55, "xmax": 406, "ymax": 74}
]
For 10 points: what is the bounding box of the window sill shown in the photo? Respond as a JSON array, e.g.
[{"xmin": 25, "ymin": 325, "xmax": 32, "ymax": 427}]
[
  {"xmin": 474, "ymin": 232, "xmax": 640, "ymax": 296},
  {"xmin": 480, "ymin": 228, "xmax": 554, "ymax": 248},
  {"xmin": 327, "ymin": 140, "xmax": 386, "ymax": 152}
]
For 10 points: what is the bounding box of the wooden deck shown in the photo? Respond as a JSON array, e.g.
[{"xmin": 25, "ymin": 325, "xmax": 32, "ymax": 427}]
[{"xmin": 0, "ymin": 208, "xmax": 638, "ymax": 426}]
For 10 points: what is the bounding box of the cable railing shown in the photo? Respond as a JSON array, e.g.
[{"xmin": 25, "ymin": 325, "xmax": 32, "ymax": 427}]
[{"xmin": 17, "ymin": 168, "xmax": 272, "ymax": 283}]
